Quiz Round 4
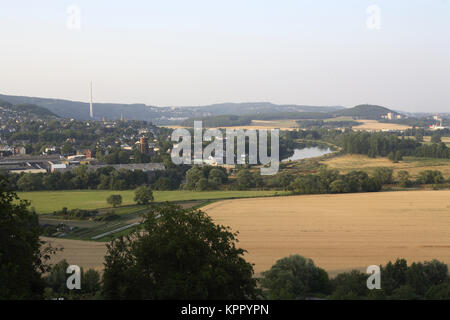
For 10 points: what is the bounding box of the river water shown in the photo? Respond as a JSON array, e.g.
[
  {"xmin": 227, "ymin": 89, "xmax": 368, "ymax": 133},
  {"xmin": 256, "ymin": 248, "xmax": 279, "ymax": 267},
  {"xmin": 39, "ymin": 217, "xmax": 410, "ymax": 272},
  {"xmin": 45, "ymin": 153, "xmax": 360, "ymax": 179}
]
[{"xmin": 282, "ymin": 146, "xmax": 333, "ymax": 162}]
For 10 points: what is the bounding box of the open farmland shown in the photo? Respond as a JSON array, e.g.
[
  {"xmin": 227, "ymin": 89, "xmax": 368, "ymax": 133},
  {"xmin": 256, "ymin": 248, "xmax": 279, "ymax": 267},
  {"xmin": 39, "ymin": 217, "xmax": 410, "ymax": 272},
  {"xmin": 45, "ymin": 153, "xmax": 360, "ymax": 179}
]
[
  {"xmin": 162, "ymin": 119, "xmax": 300, "ymax": 130},
  {"xmin": 19, "ymin": 190, "xmax": 281, "ymax": 214},
  {"xmin": 353, "ymin": 120, "xmax": 411, "ymax": 131},
  {"xmin": 322, "ymin": 154, "xmax": 450, "ymax": 179},
  {"xmin": 204, "ymin": 190, "xmax": 450, "ymax": 275}
]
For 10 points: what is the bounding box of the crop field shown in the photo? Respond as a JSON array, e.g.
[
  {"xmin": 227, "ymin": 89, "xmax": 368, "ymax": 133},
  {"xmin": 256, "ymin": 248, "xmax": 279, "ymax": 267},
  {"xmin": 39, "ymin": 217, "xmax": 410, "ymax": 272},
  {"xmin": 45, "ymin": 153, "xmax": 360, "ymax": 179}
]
[
  {"xmin": 204, "ymin": 190, "xmax": 450, "ymax": 276},
  {"xmin": 19, "ymin": 190, "xmax": 281, "ymax": 213},
  {"xmin": 41, "ymin": 236, "xmax": 107, "ymax": 272},
  {"xmin": 322, "ymin": 154, "xmax": 450, "ymax": 179},
  {"xmin": 160, "ymin": 119, "xmax": 300, "ymax": 131},
  {"xmin": 41, "ymin": 190, "xmax": 450, "ymax": 275},
  {"xmin": 353, "ymin": 120, "xmax": 411, "ymax": 131}
]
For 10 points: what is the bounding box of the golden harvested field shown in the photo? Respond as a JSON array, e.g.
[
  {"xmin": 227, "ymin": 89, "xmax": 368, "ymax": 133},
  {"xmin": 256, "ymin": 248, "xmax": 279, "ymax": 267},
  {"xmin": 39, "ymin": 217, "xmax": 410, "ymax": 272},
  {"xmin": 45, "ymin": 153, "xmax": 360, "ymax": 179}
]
[
  {"xmin": 322, "ymin": 154, "xmax": 450, "ymax": 179},
  {"xmin": 41, "ymin": 237, "xmax": 107, "ymax": 272},
  {"xmin": 204, "ymin": 191, "xmax": 450, "ymax": 275},
  {"xmin": 354, "ymin": 120, "xmax": 411, "ymax": 131},
  {"xmin": 160, "ymin": 120, "xmax": 300, "ymax": 131}
]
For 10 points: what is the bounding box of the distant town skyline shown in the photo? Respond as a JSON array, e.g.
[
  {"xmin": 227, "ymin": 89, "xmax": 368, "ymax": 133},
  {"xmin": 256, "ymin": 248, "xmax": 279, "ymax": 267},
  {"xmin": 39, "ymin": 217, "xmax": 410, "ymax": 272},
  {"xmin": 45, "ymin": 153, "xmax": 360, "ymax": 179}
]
[{"xmin": 1, "ymin": 0, "xmax": 449, "ymax": 112}]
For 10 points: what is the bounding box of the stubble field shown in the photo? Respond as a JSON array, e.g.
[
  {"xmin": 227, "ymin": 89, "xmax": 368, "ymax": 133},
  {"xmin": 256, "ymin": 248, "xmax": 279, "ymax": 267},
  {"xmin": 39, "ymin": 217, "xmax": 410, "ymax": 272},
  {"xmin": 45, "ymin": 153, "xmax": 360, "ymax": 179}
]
[
  {"xmin": 204, "ymin": 190, "xmax": 450, "ymax": 275},
  {"xmin": 322, "ymin": 154, "xmax": 450, "ymax": 179}
]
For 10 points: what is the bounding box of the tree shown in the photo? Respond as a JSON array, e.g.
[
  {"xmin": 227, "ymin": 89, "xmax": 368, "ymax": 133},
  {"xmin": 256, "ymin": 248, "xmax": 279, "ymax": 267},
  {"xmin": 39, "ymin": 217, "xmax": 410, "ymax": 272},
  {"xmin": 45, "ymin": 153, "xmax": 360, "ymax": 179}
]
[
  {"xmin": 277, "ymin": 172, "xmax": 294, "ymax": 190},
  {"xmin": 394, "ymin": 151, "xmax": 403, "ymax": 163},
  {"xmin": 329, "ymin": 179, "xmax": 350, "ymax": 193},
  {"xmin": 417, "ymin": 170, "xmax": 444, "ymax": 184},
  {"xmin": 102, "ymin": 204, "xmax": 259, "ymax": 299},
  {"xmin": 415, "ymin": 132, "xmax": 423, "ymax": 142},
  {"xmin": 0, "ymin": 179, "xmax": 54, "ymax": 299},
  {"xmin": 134, "ymin": 186, "xmax": 154, "ymax": 205},
  {"xmin": 406, "ymin": 260, "xmax": 448, "ymax": 296},
  {"xmin": 372, "ymin": 167, "xmax": 394, "ymax": 185},
  {"xmin": 397, "ymin": 170, "xmax": 411, "ymax": 188},
  {"xmin": 45, "ymin": 259, "xmax": 101, "ymax": 298},
  {"xmin": 431, "ymin": 132, "xmax": 442, "ymax": 144},
  {"xmin": 61, "ymin": 141, "xmax": 75, "ymax": 155},
  {"xmin": 118, "ymin": 151, "xmax": 131, "ymax": 164},
  {"xmin": 195, "ymin": 177, "xmax": 210, "ymax": 191},
  {"xmin": 82, "ymin": 269, "xmax": 101, "ymax": 295},
  {"xmin": 208, "ymin": 168, "xmax": 227, "ymax": 189},
  {"xmin": 380, "ymin": 259, "xmax": 408, "ymax": 295},
  {"xmin": 389, "ymin": 285, "xmax": 420, "ymax": 300},
  {"xmin": 107, "ymin": 194, "xmax": 122, "ymax": 207},
  {"xmin": 425, "ymin": 282, "xmax": 450, "ymax": 300},
  {"xmin": 236, "ymin": 169, "xmax": 254, "ymax": 190},
  {"xmin": 45, "ymin": 259, "xmax": 70, "ymax": 295},
  {"xmin": 261, "ymin": 255, "xmax": 330, "ymax": 299},
  {"xmin": 184, "ymin": 166, "xmax": 204, "ymax": 190},
  {"xmin": 17, "ymin": 173, "xmax": 44, "ymax": 191},
  {"xmin": 330, "ymin": 270, "xmax": 369, "ymax": 300}
]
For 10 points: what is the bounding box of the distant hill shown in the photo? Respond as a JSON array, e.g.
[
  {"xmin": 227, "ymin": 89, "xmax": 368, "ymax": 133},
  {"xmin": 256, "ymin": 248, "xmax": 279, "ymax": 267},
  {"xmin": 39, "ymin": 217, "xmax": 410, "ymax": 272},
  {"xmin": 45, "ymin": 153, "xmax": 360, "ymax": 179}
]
[
  {"xmin": 334, "ymin": 104, "xmax": 400, "ymax": 120},
  {"xmin": 0, "ymin": 94, "xmax": 152, "ymax": 121},
  {"xmin": 181, "ymin": 112, "xmax": 334, "ymax": 127},
  {"xmin": 0, "ymin": 94, "xmax": 344, "ymax": 124},
  {"xmin": 13, "ymin": 104, "xmax": 58, "ymax": 118},
  {"xmin": 180, "ymin": 102, "xmax": 344, "ymax": 115},
  {"xmin": 0, "ymin": 99, "xmax": 58, "ymax": 118}
]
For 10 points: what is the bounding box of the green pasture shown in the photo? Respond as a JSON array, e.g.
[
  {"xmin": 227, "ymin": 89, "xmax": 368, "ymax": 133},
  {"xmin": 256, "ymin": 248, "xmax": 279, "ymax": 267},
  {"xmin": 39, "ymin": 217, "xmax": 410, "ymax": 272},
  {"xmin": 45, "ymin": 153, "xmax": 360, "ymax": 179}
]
[{"xmin": 18, "ymin": 189, "xmax": 283, "ymax": 213}]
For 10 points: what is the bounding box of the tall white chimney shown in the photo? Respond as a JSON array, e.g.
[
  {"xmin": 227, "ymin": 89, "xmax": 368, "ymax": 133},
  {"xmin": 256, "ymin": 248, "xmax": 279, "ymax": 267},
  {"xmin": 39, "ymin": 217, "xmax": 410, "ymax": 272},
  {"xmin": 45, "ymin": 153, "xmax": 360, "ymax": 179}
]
[{"xmin": 90, "ymin": 81, "xmax": 94, "ymax": 119}]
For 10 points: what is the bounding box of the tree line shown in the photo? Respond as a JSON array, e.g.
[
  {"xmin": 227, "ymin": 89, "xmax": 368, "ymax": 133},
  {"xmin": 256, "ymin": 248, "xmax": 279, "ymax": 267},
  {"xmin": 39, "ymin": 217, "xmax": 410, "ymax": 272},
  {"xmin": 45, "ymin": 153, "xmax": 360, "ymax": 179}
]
[
  {"xmin": 342, "ymin": 132, "xmax": 450, "ymax": 159},
  {"xmin": 2, "ymin": 164, "xmax": 189, "ymax": 192}
]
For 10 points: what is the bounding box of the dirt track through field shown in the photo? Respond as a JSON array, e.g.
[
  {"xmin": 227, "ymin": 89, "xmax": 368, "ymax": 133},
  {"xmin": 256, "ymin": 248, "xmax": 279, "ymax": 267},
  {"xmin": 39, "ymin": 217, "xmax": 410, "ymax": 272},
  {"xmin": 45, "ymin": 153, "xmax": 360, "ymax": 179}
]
[{"xmin": 204, "ymin": 190, "xmax": 450, "ymax": 275}]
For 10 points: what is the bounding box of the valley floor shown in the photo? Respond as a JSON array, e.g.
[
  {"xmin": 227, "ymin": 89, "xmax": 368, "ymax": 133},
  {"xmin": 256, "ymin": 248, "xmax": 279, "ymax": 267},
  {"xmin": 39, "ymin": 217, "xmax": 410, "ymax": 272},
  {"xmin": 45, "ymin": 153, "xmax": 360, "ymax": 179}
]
[{"xmin": 42, "ymin": 190, "xmax": 450, "ymax": 277}]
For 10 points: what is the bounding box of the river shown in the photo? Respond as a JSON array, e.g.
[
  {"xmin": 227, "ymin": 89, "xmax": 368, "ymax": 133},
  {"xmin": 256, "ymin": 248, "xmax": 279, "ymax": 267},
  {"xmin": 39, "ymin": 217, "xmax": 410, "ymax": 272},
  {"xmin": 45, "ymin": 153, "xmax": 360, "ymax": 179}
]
[{"xmin": 282, "ymin": 146, "xmax": 333, "ymax": 162}]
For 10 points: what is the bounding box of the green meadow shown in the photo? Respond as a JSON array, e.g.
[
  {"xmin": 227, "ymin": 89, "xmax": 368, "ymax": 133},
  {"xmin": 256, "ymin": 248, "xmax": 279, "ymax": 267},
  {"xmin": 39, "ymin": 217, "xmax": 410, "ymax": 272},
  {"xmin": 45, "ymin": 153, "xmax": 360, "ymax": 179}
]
[{"xmin": 18, "ymin": 189, "xmax": 283, "ymax": 213}]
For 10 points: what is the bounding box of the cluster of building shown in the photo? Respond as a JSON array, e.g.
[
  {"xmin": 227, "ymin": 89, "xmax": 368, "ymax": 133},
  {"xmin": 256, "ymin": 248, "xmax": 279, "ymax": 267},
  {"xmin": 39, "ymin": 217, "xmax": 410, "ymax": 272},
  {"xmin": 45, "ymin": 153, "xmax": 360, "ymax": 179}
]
[
  {"xmin": 381, "ymin": 112, "xmax": 404, "ymax": 120},
  {"xmin": 429, "ymin": 115, "xmax": 448, "ymax": 131},
  {"xmin": 0, "ymin": 153, "xmax": 165, "ymax": 175},
  {"xmin": 0, "ymin": 134, "xmax": 164, "ymax": 174}
]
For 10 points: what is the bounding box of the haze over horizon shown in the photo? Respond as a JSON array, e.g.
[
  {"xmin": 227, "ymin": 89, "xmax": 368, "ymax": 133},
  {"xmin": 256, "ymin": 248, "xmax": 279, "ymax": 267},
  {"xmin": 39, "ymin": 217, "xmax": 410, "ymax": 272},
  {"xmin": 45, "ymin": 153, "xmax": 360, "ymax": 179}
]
[{"xmin": 1, "ymin": 0, "xmax": 449, "ymax": 112}]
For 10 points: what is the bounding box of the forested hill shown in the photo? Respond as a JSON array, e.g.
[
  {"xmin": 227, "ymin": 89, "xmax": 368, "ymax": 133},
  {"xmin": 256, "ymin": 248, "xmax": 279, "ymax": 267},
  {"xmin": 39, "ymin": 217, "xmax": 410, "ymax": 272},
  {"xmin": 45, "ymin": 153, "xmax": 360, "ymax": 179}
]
[
  {"xmin": 0, "ymin": 100, "xmax": 58, "ymax": 118},
  {"xmin": 334, "ymin": 104, "xmax": 400, "ymax": 120}
]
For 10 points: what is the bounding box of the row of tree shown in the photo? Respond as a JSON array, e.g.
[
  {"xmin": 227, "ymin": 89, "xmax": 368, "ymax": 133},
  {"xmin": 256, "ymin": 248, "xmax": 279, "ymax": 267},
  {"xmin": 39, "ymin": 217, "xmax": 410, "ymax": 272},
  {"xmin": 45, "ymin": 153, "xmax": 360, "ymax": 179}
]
[
  {"xmin": 262, "ymin": 255, "xmax": 450, "ymax": 300},
  {"xmin": 288, "ymin": 169, "xmax": 383, "ymax": 194},
  {"xmin": 2, "ymin": 164, "xmax": 188, "ymax": 192},
  {"xmin": 342, "ymin": 132, "xmax": 450, "ymax": 159}
]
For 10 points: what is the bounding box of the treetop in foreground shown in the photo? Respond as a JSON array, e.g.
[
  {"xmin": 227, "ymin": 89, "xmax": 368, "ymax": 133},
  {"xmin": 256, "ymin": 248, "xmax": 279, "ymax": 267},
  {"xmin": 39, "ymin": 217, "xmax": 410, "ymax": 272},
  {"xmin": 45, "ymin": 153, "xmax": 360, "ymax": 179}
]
[{"xmin": 102, "ymin": 203, "xmax": 259, "ymax": 299}]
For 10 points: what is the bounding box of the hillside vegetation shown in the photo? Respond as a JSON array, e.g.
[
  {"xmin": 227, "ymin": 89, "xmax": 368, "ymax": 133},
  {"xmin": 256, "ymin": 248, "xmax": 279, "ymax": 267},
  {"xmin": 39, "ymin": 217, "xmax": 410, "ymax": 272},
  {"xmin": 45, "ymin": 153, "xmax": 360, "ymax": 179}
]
[{"xmin": 335, "ymin": 104, "xmax": 399, "ymax": 120}]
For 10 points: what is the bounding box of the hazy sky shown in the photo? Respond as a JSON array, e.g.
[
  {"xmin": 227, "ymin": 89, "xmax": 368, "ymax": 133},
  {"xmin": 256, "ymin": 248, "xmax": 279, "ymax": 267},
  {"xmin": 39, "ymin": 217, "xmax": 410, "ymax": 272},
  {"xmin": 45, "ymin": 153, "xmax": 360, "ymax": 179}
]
[{"xmin": 1, "ymin": 0, "xmax": 449, "ymax": 112}]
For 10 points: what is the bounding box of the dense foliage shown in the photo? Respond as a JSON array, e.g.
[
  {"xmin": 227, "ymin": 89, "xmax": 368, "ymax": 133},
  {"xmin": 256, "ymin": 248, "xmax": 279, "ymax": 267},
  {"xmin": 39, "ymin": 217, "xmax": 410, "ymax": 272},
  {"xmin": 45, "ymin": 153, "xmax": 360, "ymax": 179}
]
[
  {"xmin": 102, "ymin": 204, "xmax": 260, "ymax": 299},
  {"xmin": 261, "ymin": 256, "xmax": 450, "ymax": 300},
  {"xmin": 261, "ymin": 255, "xmax": 331, "ymax": 299},
  {"xmin": 342, "ymin": 132, "xmax": 450, "ymax": 159},
  {"xmin": 0, "ymin": 180, "xmax": 53, "ymax": 299}
]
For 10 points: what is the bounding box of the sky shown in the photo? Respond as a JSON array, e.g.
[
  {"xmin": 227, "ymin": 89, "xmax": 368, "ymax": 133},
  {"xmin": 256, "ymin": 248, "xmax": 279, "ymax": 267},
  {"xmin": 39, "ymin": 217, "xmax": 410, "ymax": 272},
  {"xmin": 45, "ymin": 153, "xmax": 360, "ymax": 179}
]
[{"xmin": 0, "ymin": 0, "xmax": 449, "ymax": 112}]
